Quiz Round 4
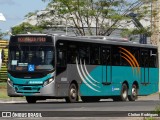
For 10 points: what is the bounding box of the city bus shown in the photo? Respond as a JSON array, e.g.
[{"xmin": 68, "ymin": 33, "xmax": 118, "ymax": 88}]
[{"xmin": 7, "ymin": 34, "xmax": 158, "ymax": 103}]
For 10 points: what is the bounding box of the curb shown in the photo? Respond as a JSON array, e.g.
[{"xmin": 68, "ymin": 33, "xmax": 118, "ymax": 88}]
[{"xmin": 0, "ymin": 100, "xmax": 26, "ymax": 103}]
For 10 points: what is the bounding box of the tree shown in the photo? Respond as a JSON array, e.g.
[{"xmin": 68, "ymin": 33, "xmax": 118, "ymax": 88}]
[
  {"xmin": 0, "ymin": 30, "xmax": 3, "ymax": 39},
  {"xmin": 12, "ymin": 22, "xmax": 43, "ymax": 35},
  {"xmin": 0, "ymin": 29, "xmax": 6, "ymax": 39},
  {"xmin": 39, "ymin": 0, "xmax": 152, "ymax": 36}
]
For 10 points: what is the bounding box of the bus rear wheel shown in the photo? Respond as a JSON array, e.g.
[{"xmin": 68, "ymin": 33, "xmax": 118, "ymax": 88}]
[
  {"xmin": 65, "ymin": 83, "xmax": 78, "ymax": 103},
  {"xmin": 128, "ymin": 84, "xmax": 138, "ymax": 101},
  {"xmin": 26, "ymin": 96, "xmax": 37, "ymax": 103},
  {"xmin": 113, "ymin": 83, "xmax": 128, "ymax": 101}
]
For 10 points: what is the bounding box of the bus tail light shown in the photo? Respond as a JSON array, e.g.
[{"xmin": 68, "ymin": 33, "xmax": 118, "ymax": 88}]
[{"xmin": 43, "ymin": 78, "xmax": 54, "ymax": 86}]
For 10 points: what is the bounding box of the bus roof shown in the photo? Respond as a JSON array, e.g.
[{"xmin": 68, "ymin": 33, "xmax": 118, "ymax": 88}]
[
  {"xmin": 56, "ymin": 35, "xmax": 157, "ymax": 49},
  {"xmin": 11, "ymin": 34, "xmax": 157, "ymax": 49}
]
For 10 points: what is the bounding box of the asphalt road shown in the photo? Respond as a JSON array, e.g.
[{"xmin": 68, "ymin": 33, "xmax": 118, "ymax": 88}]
[
  {"xmin": 0, "ymin": 100, "xmax": 160, "ymax": 111},
  {"xmin": 0, "ymin": 94, "xmax": 160, "ymax": 119}
]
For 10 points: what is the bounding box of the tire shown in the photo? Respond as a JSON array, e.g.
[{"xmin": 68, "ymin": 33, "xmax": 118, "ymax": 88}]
[
  {"xmin": 120, "ymin": 83, "xmax": 128, "ymax": 101},
  {"xmin": 65, "ymin": 83, "xmax": 78, "ymax": 103},
  {"xmin": 81, "ymin": 97, "xmax": 100, "ymax": 103},
  {"xmin": 26, "ymin": 96, "xmax": 37, "ymax": 103},
  {"xmin": 128, "ymin": 84, "xmax": 138, "ymax": 101},
  {"xmin": 113, "ymin": 83, "xmax": 128, "ymax": 101}
]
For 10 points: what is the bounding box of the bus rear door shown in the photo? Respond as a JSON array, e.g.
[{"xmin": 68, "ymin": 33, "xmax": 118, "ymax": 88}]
[
  {"xmin": 141, "ymin": 49, "xmax": 149, "ymax": 84},
  {"xmin": 101, "ymin": 47, "xmax": 112, "ymax": 85}
]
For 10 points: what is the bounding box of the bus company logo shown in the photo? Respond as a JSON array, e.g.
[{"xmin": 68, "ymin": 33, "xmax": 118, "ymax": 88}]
[
  {"xmin": 119, "ymin": 47, "xmax": 140, "ymax": 76},
  {"xmin": 76, "ymin": 58, "xmax": 101, "ymax": 92},
  {"xmin": 2, "ymin": 112, "xmax": 11, "ymax": 117}
]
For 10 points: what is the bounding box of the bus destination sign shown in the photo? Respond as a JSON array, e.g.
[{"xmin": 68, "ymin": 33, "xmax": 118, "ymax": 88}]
[{"xmin": 18, "ymin": 37, "xmax": 46, "ymax": 43}]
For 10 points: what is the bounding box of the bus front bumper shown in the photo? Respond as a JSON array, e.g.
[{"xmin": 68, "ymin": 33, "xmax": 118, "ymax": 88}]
[{"xmin": 7, "ymin": 81, "xmax": 57, "ymax": 97}]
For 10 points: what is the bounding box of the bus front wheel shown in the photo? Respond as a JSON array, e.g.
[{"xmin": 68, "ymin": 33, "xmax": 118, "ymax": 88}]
[
  {"xmin": 65, "ymin": 83, "xmax": 78, "ymax": 103},
  {"xmin": 128, "ymin": 84, "xmax": 138, "ymax": 101},
  {"xmin": 26, "ymin": 96, "xmax": 37, "ymax": 103}
]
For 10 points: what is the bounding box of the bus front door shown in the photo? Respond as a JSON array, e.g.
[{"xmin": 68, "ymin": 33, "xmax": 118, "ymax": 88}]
[
  {"xmin": 141, "ymin": 50, "xmax": 149, "ymax": 84},
  {"xmin": 101, "ymin": 47, "xmax": 112, "ymax": 85}
]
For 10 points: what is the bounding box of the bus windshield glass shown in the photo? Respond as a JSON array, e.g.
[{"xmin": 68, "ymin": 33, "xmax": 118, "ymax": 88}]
[{"xmin": 8, "ymin": 46, "xmax": 54, "ymax": 72}]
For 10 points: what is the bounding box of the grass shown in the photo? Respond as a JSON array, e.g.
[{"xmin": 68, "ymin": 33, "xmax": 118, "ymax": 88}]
[
  {"xmin": 144, "ymin": 117, "xmax": 159, "ymax": 120},
  {"xmin": 143, "ymin": 105, "xmax": 160, "ymax": 120},
  {"xmin": 0, "ymin": 82, "xmax": 25, "ymax": 100},
  {"xmin": 0, "ymin": 82, "xmax": 9, "ymax": 99}
]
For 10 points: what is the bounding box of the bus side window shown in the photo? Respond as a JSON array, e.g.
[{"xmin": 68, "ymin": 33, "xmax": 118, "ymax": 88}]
[
  {"xmin": 101, "ymin": 46, "xmax": 111, "ymax": 65},
  {"xmin": 56, "ymin": 42, "xmax": 67, "ymax": 67},
  {"xmin": 90, "ymin": 45, "xmax": 100, "ymax": 65},
  {"xmin": 149, "ymin": 49, "xmax": 157, "ymax": 68},
  {"xmin": 57, "ymin": 49, "xmax": 66, "ymax": 67},
  {"xmin": 67, "ymin": 43, "xmax": 78, "ymax": 64},
  {"xmin": 79, "ymin": 44, "xmax": 90, "ymax": 64},
  {"xmin": 112, "ymin": 46, "xmax": 120, "ymax": 66},
  {"xmin": 130, "ymin": 47, "xmax": 140, "ymax": 66},
  {"xmin": 141, "ymin": 49, "xmax": 149, "ymax": 67}
]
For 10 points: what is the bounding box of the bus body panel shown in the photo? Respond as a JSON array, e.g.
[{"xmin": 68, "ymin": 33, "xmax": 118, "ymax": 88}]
[
  {"xmin": 8, "ymin": 64, "xmax": 158, "ymax": 97},
  {"xmin": 7, "ymin": 71, "xmax": 57, "ymax": 97},
  {"xmin": 78, "ymin": 65, "xmax": 158, "ymax": 96},
  {"xmin": 138, "ymin": 68, "xmax": 158, "ymax": 95},
  {"xmin": 7, "ymin": 80, "xmax": 57, "ymax": 97}
]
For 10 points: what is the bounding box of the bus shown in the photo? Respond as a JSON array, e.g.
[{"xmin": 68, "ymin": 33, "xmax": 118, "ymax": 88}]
[{"xmin": 7, "ymin": 34, "xmax": 158, "ymax": 103}]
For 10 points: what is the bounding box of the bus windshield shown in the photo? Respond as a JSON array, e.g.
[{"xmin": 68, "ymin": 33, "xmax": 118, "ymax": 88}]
[{"xmin": 8, "ymin": 45, "xmax": 54, "ymax": 72}]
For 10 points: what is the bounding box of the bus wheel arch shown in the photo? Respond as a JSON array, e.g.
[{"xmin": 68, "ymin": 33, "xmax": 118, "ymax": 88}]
[
  {"xmin": 70, "ymin": 80, "xmax": 79, "ymax": 91},
  {"xmin": 123, "ymin": 81, "xmax": 129, "ymax": 90},
  {"xmin": 65, "ymin": 80, "xmax": 78, "ymax": 103},
  {"xmin": 132, "ymin": 81, "xmax": 139, "ymax": 89},
  {"xmin": 128, "ymin": 81, "xmax": 139, "ymax": 101}
]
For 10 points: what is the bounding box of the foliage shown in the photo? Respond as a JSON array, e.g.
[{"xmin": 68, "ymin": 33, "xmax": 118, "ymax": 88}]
[
  {"xmin": 12, "ymin": 22, "xmax": 43, "ymax": 35},
  {"xmin": 144, "ymin": 117, "xmax": 157, "ymax": 120},
  {"xmin": 0, "ymin": 30, "xmax": 3, "ymax": 39},
  {"xmin": 37, "ymin": 0, "xmax": 152, "ymax": 36},
  {"xmin": 144, "ymin": 105, "xmax": 160, "ymax": 120},
  {"xmin": 24, "ymin": 10, "xmax": 39, "ymax": 18},
  {"xmin": 0, "ymin": 29, "xmax": 6, "ymax": 39}
]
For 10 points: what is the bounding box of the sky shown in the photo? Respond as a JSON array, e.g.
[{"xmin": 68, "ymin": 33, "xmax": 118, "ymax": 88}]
[{"xmin": 0, "ymin": 0, "xmax": 48, "ymax": 35}]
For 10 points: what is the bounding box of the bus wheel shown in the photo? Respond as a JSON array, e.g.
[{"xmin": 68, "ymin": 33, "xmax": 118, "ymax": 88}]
[
  {"xmin": 26, "ymin": 96, "xmax": 37, "ymax": 103},
  {"xmin": 81, "ymin": 97, "xmax": 100, "ymax": 102},
  {"xmin": 65, "ymin": 83, "xmax": 78, "ymax": 103},
  {"xmin": 128, "ymin": 84, "xmax": 138, "ymax": 101},
  {"xmin": 113, "ymin": 83, "xmax": 128, "ymax": 101},
  {"xmin": 120, "ymin": 83, "xmax": 128, "ymax": 101}
]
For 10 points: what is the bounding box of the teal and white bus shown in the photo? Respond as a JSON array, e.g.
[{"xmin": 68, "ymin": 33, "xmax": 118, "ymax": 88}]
[{"xmin": 7, "ymin": 34, "xmax": 158, "ymax": 103}]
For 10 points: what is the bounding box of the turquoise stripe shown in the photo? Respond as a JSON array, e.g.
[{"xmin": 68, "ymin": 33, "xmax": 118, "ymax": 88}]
[{"xmin": 80, "ymin": 66, "xmax": 158, "ymax": 96}]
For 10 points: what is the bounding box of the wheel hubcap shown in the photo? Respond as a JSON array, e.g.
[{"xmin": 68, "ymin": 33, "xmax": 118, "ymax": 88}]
[
  {"xmin": 122, "ymin": 90, "xmax": 127, "ymax": 98},
  {"xmin": 70, "ymin": 88, "xmax": 76, "ymax": 99},
  {"xmin": 132, "ymin": 87, "xmax": 137, "ymax": 97}
]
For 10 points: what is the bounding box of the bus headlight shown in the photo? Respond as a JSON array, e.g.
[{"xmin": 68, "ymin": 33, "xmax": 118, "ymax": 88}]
[
  {"xmin": 43, "ymin": 78, "xmax": 54, "ymax": 86},
  {"xmin": 7, "ymin": 78, "xmax": 13, "ymax": 86}
]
